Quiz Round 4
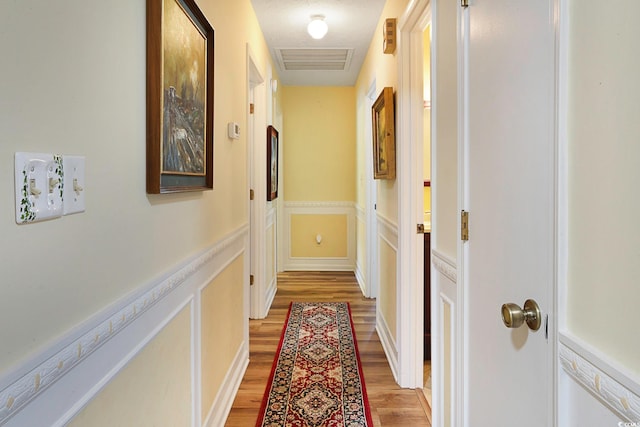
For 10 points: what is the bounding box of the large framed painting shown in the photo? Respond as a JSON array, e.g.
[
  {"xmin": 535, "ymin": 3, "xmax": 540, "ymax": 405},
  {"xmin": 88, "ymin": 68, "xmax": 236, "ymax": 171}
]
[
  {"xmin": 146, "ymin": 0, "xmax": 214, "ymax": 193},
  {"xmin": 372, "ymin": 87, "xmax": 396, "ymax": 180},
  {"xmin": 267, "ymin": 125, "xmax": 279, "ymax": 201}
]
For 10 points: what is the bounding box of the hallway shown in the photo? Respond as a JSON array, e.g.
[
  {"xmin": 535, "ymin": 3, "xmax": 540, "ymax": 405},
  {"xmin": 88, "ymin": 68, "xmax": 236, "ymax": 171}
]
[{"xmin": 225, "ymin": 271, "xmax": 431, "ymax": 426}]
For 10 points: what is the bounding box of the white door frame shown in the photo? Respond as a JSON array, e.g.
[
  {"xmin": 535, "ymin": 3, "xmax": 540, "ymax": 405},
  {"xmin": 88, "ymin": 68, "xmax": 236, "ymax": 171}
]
[
  {"xmin": 396, "ymin": 0, "xmax": 431, "ymax": 389},
  {"xmin": 246, "ymin": 44, "xmax": 267, "ymax": 319},
  {"xmin": 365, "ymin": 80, "xmax": 379, "ymax": 299}
]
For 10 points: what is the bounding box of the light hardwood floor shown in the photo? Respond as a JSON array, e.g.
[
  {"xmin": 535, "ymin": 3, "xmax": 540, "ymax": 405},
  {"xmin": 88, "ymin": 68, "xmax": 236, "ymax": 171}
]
[{"xmin": 225, "ymin": 271, "xmax": 431, "ymax": 427}]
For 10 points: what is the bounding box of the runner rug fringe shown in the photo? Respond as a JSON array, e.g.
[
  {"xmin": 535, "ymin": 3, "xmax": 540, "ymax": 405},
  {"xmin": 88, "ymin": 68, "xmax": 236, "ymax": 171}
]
[{"xmin": 256, "ymin": 302, "xmax": 373, "ymax": 427}]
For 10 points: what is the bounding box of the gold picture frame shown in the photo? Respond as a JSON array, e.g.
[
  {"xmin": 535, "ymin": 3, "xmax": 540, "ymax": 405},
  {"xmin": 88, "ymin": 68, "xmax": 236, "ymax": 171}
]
[
  {"xmin": 372, "ymin": 87, "xmax": 396, "ymax": 180},
  {"xmin": 146, "ymin": 0, "xmax": 214, "ymax": 193}
]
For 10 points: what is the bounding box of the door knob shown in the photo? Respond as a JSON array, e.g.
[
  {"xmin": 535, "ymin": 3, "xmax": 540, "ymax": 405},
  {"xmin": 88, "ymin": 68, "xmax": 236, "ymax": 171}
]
[{"xmin": 501, "ymin": 299, "xmax": 541, "ymax": 331}]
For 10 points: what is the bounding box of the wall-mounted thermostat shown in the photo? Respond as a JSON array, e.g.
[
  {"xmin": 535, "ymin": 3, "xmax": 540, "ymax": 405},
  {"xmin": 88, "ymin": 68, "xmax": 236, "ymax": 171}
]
[{"xmin": 228, "ymin": 122, "xmax": 240, "ymax": 139}]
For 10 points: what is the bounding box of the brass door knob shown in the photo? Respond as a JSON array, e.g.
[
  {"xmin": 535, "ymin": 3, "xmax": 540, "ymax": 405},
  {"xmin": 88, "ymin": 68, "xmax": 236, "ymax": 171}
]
[{"xmin": 501, "ymin": 299, "xmax": 541, "ymax": 331}]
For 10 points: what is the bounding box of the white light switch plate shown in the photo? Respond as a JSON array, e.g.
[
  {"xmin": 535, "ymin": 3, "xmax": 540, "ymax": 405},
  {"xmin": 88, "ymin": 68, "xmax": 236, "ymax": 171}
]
[
  {"xmin": 15, "ymin": 152, "xmax": 63, "ymax": 224},
  {"xmin": 63, "ymin": 155, "xmax": 85, "ymax": 215}
]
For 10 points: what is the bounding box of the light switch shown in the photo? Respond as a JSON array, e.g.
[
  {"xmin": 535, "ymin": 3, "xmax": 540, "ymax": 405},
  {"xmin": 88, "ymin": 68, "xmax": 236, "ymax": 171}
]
[
  {"xmin": 63, "ymin": 155, "xmax": 85, "ymax": 215},
  {"xmin": 15, "ymin": 152, "xmax": 63, "ymax": 224}
]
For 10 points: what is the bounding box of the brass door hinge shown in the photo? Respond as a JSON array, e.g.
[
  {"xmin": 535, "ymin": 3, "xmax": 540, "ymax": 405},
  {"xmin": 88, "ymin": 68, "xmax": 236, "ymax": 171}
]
[
  {"xmin": 461, "ymin": 210, "xmax": 469, "ymax": 241},
  {"xmin": 417, "ymin": 223, "xmax": 425, "ymax": 234},
  {"xmin": 250, "ymin": 189, "xmax": 255, "ymax": 200},
  {"xmin": 250, "ymin": 103, "xmax": 254, "ymax": 114},
  {"xmin": 461, "ymin": 0, "xmax": 469, "ymax": 7},
  {"xmin": 250, "ymin": 274, "xmax": 254, "ymax": 285}
]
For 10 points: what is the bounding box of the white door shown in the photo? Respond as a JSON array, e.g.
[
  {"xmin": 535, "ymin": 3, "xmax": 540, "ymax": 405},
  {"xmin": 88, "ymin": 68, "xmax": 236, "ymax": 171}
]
[{"xmin": 462, "ymin": 0, "xmax": 556, "ymax": 425}]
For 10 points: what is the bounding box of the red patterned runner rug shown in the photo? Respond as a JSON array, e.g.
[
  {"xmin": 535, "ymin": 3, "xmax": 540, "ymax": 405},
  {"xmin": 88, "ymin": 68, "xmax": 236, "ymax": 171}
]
[{"xmin": 256, "ymin": 302, "xmax": 373, "ymax": 427}]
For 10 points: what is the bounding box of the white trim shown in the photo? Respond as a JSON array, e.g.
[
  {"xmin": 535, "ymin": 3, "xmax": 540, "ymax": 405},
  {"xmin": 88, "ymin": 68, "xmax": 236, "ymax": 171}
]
[
  {"xmin": 559, "ymin": 332, "xmax": 640, "ymax": 422},
  {"xmin": 397, "ymin": 0, "xmax": 433, "ymax": 390},
  {"xmin": 431, "ymin": 249, "xmax": 457, "ymax": 283},
  {"xmin": 284, "ymin": 201, "xmax": 356, "ymax": 209},
  {"xmin": 283, "ymin": 201, "xmax": 356, "ymax": 271},
  {"xmin": 247, "ymin": 43, "xmax": 269, "ymax": 320},
  {"xmin": 364, "ymin": 79, "xmax": 379, "ymax": 300},
  {"xmin": 375, "ymin": 213, "xmax": 398, "ymax": 238},
  {"xmin": 0, "ymin": 225, "xmax": 249, "ymax": 426}
]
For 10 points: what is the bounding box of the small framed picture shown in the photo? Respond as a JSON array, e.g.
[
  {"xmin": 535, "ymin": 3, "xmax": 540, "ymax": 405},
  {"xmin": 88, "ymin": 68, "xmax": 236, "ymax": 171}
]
[
  {"xmin": 267, "ymin": 125, "xmax": 279, "ymax": 201},
  {"xmin": 372, "ymin": 87, "xmax": 396, "ymax": 180}
]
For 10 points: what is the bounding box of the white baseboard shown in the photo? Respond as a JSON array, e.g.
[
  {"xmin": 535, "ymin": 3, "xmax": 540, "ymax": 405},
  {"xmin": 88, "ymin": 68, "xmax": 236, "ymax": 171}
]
[
  {"xmin": 355, "ymin": 263, "xmax": 366, "ymax": 296},
  {"xmin": 265, "ymin": 276, "xmax": 277, "ymax": 315},
  {"xmin": 376, "ymin": 310, "xmax": 399, "ymax": 383},
  {"xmin": 0, "ymin": 225, "xmax": 249, "ymax": 427}
]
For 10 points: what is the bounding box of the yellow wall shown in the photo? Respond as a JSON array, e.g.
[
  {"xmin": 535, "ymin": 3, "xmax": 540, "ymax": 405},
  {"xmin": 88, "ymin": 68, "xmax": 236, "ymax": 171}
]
[
  {"xmin": 282, "ymin": 86, "xmax": 356, "ymax": 202},
  {"xmin": 69, "ymin": 306, "xmax": 192, "ymax": 426},
  {"xmin": 282, "ymin": 86, "xmax": 356, "ymax": 265},
  {"xmin": 355, "ymin": 0, "xmax": 410, "ymax": 342},
  {"xmin": 567, "ymin": 0, "xmax": 640, "ymax": 375},
  {"xmin": 201, "ymin": 256, "xmax": 244, "ymax": 419},
  {"xmin": 379, "ymin": 239, "xmax": 398, "ymax": 341},
  {"xmin": 290, "ymin": 214, "xmax": 348, "ymax": 258}
]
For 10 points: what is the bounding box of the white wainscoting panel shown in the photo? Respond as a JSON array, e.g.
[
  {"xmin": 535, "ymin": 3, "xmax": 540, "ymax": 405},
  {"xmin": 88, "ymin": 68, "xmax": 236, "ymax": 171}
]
[
  {"xmin": 283, "ymin": 201, "xmax": 356, "ymax": 271},
  {"xmin": 354, "ymin": 205, "xmax": 366, "ymax": 295},
  {"xmin": 0, "ymin": 225, "xmax": 250, "ymax": 427},
  {"xmin": 375, "ymin": 212, "xmax": 399, "ymax": 382},
  {"xmin": 265, "ymin": 206, "xmax": 278, "ymax": 312},
  {"xmin": 431, "ymin": 249, "xmax": 458, "ymax": 427},
  {"xmin": 559, "ymin": 332, "xmax": 640, "ymax": 423}
]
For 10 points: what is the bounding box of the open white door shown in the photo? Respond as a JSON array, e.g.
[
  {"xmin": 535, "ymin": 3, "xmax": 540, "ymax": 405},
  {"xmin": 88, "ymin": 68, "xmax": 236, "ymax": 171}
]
[{"xmin": 461, "ymin": 0, "xmax": 557, "ymax": 425}]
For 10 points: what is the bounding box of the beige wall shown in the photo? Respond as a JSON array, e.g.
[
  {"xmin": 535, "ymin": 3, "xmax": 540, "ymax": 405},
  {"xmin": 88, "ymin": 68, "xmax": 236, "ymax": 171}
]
[
  {"xmin": 566, "ymin": 0, "xmax": 640, "ymax": 375},
  {"xmin": 281, "ymin": 86, "xmax": 356, "ymax": 266},
  {"xmin": 0, "ymin": 0, "xmax": 272, "ymax": 421},
  {"xmin": 291, "ymin": 214, "xmax": 348, "ymax": 258}
]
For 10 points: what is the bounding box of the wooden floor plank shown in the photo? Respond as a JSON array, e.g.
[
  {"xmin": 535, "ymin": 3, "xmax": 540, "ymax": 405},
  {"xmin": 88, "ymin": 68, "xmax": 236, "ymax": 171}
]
[{"xmin": 224, "ymin": 271, "xmax": 431, "ymax": 427}]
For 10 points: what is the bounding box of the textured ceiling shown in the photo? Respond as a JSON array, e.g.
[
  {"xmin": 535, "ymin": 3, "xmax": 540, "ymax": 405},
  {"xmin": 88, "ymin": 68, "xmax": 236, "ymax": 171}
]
[{"xmin": 251, "ymin": 0, "xmax": 386, "ymax": 86}]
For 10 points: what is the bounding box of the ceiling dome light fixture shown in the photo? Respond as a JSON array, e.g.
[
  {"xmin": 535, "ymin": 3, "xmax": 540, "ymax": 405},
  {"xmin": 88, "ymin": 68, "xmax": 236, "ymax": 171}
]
[{"xmin": 307, "ymin": 15, "xmax": 328, "ymax": 39}]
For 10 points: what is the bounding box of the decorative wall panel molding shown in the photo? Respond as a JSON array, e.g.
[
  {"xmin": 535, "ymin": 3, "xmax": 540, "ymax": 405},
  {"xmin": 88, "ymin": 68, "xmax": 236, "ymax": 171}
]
[
  {"xmin": 560, "ymin": 332, "xmax": 640, "ymax": 422},
  {"xmin": 376, "ymin": 212, "xmax": 398, "ymax": 247},
  {"xmin": 431, "ymin": 249, "xmax": 457, "ymax": 283},
  {"xmin": 0, "ymin": 225, "xmax": 249, "ymax": 426},
  {"xmin": 283, "ymin": 201, "xmax": 356, "ymax": 271}
]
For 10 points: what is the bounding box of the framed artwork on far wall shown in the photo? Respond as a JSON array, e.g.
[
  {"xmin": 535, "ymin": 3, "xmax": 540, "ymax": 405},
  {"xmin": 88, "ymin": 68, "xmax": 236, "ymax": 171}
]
[
  {"xmin": 267, "ymin": 125, "xmax": 279, "ymax": 201},
  {"xmin": 146, "ymin": 0, "xmax": 215, "ymax": 193},
  {"xmin": 372, "ymin": 87, "xmax": 396, "ymax": 180}
]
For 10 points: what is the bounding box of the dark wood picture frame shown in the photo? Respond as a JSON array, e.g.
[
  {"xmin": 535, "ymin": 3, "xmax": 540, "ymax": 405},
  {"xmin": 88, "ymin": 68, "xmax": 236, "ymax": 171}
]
[
  {"xmin": 372, "ymin": 87, "xmax": 396, "ymax": 180},
  {"xmin": 146, "ymin": 0, "xmax": 214, "ymax": 193},
  {"xmin": 267, "ymin": 125, "xmax": 279, "ymax": 201}
]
